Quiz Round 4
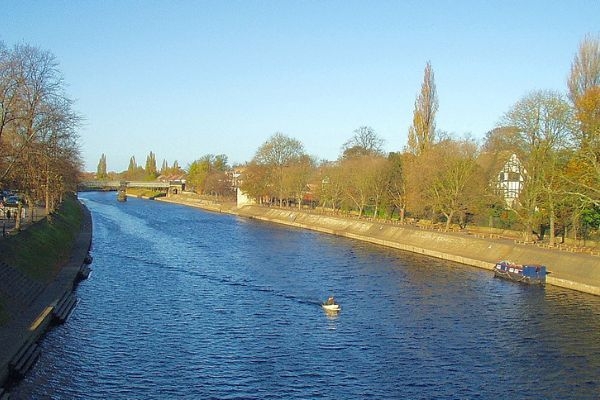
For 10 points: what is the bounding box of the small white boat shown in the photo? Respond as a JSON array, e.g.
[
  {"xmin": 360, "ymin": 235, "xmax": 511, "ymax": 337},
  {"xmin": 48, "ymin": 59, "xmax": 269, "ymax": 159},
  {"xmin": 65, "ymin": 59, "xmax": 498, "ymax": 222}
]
[
  {"xmin": 322, "ymin": 296, "xmax": 340, "ymax": 312},
  {"xmin": 322, "ymin": 303, "xmax": 341, "ymax": 312}
]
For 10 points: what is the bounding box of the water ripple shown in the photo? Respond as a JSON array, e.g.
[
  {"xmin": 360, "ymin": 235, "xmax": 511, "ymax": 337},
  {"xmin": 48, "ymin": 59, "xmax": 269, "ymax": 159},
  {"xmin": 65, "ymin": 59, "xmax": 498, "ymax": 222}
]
[{"xmin": 10, "ymin": 193, "xmax": 600, "ymax": 400}]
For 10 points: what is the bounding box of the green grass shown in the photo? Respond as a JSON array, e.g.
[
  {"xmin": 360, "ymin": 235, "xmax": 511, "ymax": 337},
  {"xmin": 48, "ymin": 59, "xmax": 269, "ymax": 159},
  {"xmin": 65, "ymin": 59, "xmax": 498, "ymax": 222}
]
[{"xmin": 0, "ymin": 194, "xmax": 83, "ymax": 283}]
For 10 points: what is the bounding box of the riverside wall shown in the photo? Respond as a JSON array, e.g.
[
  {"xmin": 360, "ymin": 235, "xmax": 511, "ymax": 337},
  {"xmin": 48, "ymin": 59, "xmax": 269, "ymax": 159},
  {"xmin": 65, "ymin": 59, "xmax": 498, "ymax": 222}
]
[
  {"xmin": 0, "ymin": 199, "xmax": 93, "ymax": 388},
  {"xmin": 232, "ymin": 205, "xmax": 600, "ymax": 296}
]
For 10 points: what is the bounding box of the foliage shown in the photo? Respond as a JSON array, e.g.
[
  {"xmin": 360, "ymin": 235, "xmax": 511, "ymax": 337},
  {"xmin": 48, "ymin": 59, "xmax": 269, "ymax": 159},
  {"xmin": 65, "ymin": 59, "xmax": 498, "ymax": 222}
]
[
  {"xmin": 187, "ymin": 154, "xmax": 232, "ymax": 197},
  {"xmin": 96, "ymin": 153, "xmax": 108, "ymax": 179},
  {"xmin": 239, "ymin": 161, "xmax": 270, "ymax": 203},
  {"xmin": 581, "ymin": 206, "xmax": 600, "ymax": 229},
  {"xmin": 124, "ymin": 156, "xmax": 145, "ymax": 180},
  {"xmin": 384, "ymin": 152, "xmax": 406, "ymax": 221},
  {"xmin": 145, "ymin": 151, "xmax": 158, "ymax": 180}
]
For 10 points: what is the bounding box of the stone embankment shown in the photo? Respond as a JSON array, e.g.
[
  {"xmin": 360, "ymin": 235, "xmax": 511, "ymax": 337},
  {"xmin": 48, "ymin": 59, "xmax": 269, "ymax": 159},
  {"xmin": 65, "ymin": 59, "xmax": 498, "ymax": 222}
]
[
  {"xmin": 231, "ymin": 206, "xmax": 600, "ymax": 295},
  {"xmin": 157, "ymin": 196, "xmax": 600, "ymax": 295},
  {"xmin": 156, "ymin": 194, "xmax": 600, "ymax": 295},
  {"xmin": 0, "ymin": 199, "xmax": 92, "ymax": 391}
]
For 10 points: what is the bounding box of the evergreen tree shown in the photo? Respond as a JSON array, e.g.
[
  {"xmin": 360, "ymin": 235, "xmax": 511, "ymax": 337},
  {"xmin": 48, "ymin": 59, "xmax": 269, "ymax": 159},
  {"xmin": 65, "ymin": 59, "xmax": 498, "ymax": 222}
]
[
  {"xmin": 127, "ymin": 156, "xmax": 137, "ymax": 176},
  {"xmin": 145, "ymin": 151, "xmax": 158, "ymax": 179}
]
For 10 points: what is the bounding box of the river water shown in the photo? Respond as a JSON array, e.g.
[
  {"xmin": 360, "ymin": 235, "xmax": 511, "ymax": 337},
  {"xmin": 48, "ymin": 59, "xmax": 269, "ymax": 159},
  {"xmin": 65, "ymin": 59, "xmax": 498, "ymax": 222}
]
[{"xmin": 11, "ymin": 192, "xmax": 600, "ymax": 399}]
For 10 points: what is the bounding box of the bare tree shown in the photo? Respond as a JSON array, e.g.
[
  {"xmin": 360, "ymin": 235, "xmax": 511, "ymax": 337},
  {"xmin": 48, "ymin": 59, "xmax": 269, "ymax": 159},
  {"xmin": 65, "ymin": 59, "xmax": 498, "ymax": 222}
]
[
  {"xmin": 341, "ymin": 126, "xmax": 385, "ymax": 159},
  {"xmin": 282, "ymin": 154, "xmax": 315, "ymax": 209},
  {"xmin": 340, "ymin": 155, "xmax": 387, "ymax": 218},
  {"xmin": 0, "ymin": 43, "xmax": 81, "ymax": 215},
  {"xmin": 568, "ymin": 34, "xmax": 600, "ymax": 105}
]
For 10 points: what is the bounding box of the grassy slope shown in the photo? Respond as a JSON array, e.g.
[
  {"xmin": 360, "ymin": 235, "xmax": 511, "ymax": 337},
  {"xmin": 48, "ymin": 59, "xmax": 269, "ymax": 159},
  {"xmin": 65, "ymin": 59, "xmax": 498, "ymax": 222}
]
[{"xmin": 0, "ymin": 195, "xmax": 82, "ymax": 323}]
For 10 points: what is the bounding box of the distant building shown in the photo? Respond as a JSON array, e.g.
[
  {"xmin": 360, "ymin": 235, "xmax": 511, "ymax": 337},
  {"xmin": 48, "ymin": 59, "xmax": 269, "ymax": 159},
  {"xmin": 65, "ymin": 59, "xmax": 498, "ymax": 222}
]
[
  {"xmin": 495, "ymin": 153, "xmax": 525, "ymax": 207},
  {"xmin": 231, "ymin": 166, "xmax": 255, "ymax": 206},
  {"xmin": 478, "ymin": 152, "xmax": 526, "ymax": 208}
]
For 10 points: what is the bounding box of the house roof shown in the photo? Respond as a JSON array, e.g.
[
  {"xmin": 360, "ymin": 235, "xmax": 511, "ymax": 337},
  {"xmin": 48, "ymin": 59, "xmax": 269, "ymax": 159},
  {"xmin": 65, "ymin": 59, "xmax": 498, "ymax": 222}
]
[{"xmin": 476, "ymin": 151, "xmax": 518, "ymax": 179}]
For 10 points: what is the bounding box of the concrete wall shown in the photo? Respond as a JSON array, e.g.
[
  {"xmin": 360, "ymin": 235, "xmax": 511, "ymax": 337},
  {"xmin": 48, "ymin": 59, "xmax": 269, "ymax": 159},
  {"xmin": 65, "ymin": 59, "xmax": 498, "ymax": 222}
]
[{"xmin": 235, "ymin": 206, "xmax": 600, "ymax": 296}]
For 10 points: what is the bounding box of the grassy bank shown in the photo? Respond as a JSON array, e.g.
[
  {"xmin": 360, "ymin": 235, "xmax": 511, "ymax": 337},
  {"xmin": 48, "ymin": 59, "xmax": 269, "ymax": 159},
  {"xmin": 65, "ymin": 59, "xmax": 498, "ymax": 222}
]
[{"xmin": 0, "ymin": 194, "xmax": 83, "ymax": 283}]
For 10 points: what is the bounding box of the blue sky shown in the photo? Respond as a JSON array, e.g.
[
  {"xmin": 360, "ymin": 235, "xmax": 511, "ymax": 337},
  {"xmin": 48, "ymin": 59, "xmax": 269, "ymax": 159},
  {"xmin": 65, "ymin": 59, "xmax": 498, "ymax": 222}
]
[{"xmin": 3, "ymin": 1, "xmax": 599, "ymax": 172}]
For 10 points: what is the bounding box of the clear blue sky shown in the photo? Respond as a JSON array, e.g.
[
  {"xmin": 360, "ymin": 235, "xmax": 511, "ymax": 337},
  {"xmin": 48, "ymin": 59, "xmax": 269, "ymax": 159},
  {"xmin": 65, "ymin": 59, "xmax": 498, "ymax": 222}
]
[{"xmin": 3, "ymin": 1, "xmax": 599, "ymax": 172}]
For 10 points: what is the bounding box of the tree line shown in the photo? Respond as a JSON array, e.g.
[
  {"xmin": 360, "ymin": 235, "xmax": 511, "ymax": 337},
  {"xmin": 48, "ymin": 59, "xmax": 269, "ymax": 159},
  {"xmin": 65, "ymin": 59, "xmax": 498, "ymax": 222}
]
[
  {"xmin": 0, "ymin": 41, "xmax": 81, "ymax": 227},
  {"xmin": 239, "ymin": 36, "xmax": 600, "ymax": 243},
  {"xmin": 92, "ymin": 35, "xmax": 599, "ymax": 243},
  {"xmin": 96, "ymin": 152, "xmax": 186, "ymax": 181}
]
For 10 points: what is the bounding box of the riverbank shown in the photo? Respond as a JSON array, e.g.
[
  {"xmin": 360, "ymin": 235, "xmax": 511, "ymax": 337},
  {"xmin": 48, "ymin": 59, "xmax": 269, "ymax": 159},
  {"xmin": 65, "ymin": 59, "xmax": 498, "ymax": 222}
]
[
  {"xmin": 157, "ymin": 195, "xmax": 600, "ymax": 296},
  {"xmin": 0, "ymin": 195, "xmax": 92, "ymax": 390}
]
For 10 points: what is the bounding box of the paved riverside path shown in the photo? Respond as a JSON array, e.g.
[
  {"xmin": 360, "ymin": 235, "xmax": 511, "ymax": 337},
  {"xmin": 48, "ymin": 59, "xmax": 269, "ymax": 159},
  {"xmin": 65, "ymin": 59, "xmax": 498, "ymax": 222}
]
[
  {"xmin": 1, "ymin": 206, "xmax": 47, "ymax": 238},
  {"xmin": 0, "ymin": 200, "xmax": 92, "ymax": 387}
]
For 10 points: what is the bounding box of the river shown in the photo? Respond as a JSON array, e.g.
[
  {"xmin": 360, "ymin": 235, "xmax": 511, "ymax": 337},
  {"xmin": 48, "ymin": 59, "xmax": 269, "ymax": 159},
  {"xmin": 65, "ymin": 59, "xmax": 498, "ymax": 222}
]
[{"xmin": 11, "ymin": 192, "xmax": 600, "ymax": 399}]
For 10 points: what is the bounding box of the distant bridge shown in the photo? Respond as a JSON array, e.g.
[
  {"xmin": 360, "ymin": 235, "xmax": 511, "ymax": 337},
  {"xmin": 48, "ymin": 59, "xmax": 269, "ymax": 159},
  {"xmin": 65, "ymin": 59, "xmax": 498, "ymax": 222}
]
[{"xmin": 78, "ymin": 180, "xmax": 184, "ymax": 196}]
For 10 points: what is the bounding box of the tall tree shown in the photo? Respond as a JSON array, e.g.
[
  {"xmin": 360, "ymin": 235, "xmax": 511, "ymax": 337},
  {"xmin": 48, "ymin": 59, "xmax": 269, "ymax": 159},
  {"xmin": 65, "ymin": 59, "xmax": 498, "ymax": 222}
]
[
  {"xmin": 407, "ymin": 61, "xmax": 438, "ymax": 155},
  {"xmin": 97, "ymin": 153, "xmax": 107, "ymax": 179},
  {"xmin": 127, "ymin": 156, "xmax": 137, "ymax": 176},
  {"xmin": 568, "ymin": 34, "xmax": 600, "ymax": 106},
  {"xmin": 0, "ymin": 41, "xmax": 20, "ymax": 143},
  {"xmin": 145, "ymin": 151, "xmax": 158, "ymax": 179},
  {"xmin": 565, "ymin": 35, "xmax": 600, "ymax": 211}
]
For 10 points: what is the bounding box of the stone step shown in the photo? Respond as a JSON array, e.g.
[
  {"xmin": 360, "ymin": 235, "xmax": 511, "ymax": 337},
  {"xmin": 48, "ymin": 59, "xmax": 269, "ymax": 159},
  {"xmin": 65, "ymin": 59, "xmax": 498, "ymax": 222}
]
[
  {"xmin": 78, "ymin": 264, "xmax": 92, "ymax": 281},
  {"xmin": 9, "ymin": 340, "xmax": 41, "ymax": 380},
  {"xmin": 53, "ymin": 292, "xmax": 78, "ymax": 324}
]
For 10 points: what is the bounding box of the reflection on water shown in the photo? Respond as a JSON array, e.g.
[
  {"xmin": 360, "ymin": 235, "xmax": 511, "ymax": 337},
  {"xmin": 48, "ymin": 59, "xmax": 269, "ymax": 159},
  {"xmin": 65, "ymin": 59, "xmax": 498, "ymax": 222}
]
[{"xmin": 11, "ymin": 192, "xmax": 600, "ymax": 399}]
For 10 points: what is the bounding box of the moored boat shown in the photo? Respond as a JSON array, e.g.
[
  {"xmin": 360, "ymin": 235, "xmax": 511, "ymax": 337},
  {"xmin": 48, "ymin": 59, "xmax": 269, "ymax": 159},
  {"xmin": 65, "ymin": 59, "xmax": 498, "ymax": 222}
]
[{"xmin": 493, "ymin": 260, "xmax": 548, "ymax": 285}]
